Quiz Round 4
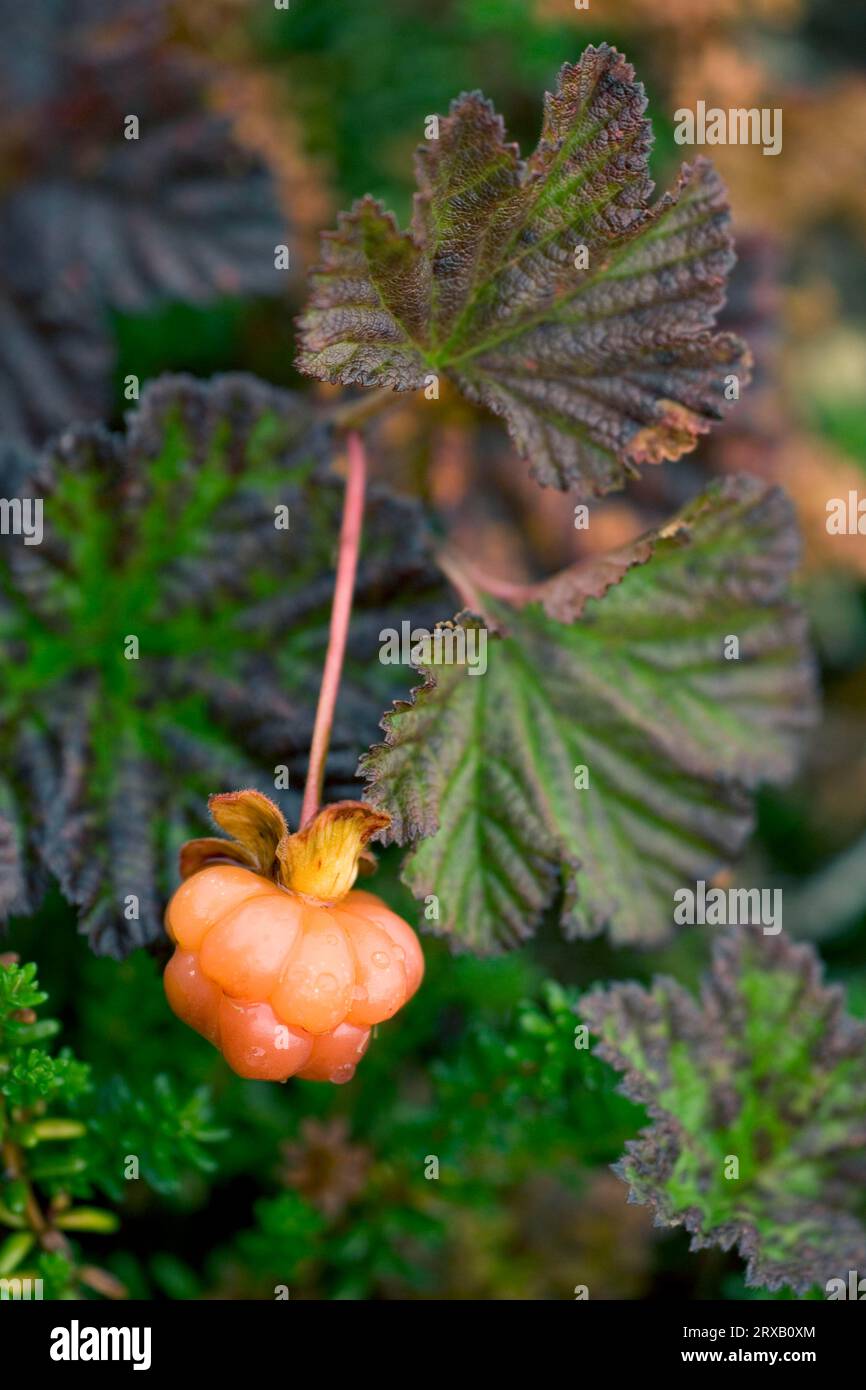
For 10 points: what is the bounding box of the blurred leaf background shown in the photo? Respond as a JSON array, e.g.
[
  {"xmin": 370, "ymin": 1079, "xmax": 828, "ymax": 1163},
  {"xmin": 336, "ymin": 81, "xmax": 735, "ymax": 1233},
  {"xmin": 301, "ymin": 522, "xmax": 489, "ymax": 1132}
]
[{"xmin": 2, "ymin": 0, "xmax": 865, "ymax": 1299}]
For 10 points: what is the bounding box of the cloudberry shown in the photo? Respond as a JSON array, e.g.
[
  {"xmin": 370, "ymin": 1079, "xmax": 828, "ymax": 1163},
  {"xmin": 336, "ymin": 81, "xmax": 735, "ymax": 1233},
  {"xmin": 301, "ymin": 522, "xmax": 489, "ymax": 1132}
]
[{"xmin": 164, "ymin": 792, "xmax": 423, "ymax": 1085}]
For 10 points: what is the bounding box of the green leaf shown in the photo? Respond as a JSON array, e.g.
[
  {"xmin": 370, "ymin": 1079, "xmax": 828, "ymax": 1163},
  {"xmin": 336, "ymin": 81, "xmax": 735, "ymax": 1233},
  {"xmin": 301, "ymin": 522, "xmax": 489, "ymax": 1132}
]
[
  {"xmin": 426, "ymin": 980, "xmax": 642, "ymax": 1174},
  {"xmin": 297, "ymin": 44, "xmax": 749, "ymax": 496},
  {"xmin": 34, "ymin": 1250, "xmax": 75, "ymax": 1300},
  {"xmin": 1, "ymin": 1180, "xmax": 29, "ymax": 1219},
  {"xmin": 362, "ymin": 475, "xmax": 816, "ymax": 951},
  {"xmin": 0, "ymin": 959, "xmax": 47, "ymax": 1020},
  {"xmin": 77, "ymin": 1074, "xmax": 226, "ymax": 1200},
  {"xmin": 0, "ymin": 1231, "xmax": 35, "ymax": 1275},
  {"xmin": 54, "ymin": 1207, "xmax": 119, "ymax": 1234},
  {"xmin": 235, "ymin": 1192, "xmax": 327, "ymax": 1282},
  {"xmin": 17, "ymin": 1117, "xmax": 88, "ymax": 1146},
  {"xmin": 2, "ymin": 1049, "xmax": 91, "ymax": 1110},
  {"xmin": 581, "ymin": 930, "xmax": 866, "ymax": 1295},
  {"xmin": 27, "ymin": 1154, "xmax": 89, "ymax": 1182},
  {"xmin": 0, "ymin": 373, "xmax": 445, "ymax": 954}
]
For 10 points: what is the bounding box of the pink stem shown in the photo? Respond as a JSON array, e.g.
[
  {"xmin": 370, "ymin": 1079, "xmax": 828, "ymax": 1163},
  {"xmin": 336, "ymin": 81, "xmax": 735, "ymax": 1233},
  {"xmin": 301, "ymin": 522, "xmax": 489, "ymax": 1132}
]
[
  {"xmin": 300, "ymin": 431, "xmax": 367, "ymax": 828},
  {"xmin": 437, "ymin": 546, "xmax": 535, "ymax": 614}
]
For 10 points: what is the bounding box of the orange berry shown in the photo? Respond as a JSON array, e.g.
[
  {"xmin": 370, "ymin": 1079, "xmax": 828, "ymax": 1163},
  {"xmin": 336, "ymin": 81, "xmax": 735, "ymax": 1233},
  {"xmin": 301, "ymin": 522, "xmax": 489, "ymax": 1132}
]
[
  {"xmin": 163, "ymin": 796, "xmax": 424, "ymax": 1086},
  {"xmin": 333, "ymin": 905, "xmax": 408, "ymax": 1027},
  {"xmin": 167, "ymin": 864, "xmax": 272, "ymax": 952},
  {"xmin": 164, "ymin": 948, "xmax": 221, "ymax": 1045},
  {"xmin": 269, "ymin": 910, "xmax": 356, "ymax": 1035},
  {"xmin": 295, "ymin": 1021, "xmax": 371, "ymax": 1084},
  {"xmin": 217, "ymin": 998, "xmax": 313, "ymax": 1082},
  {"xmin": 343, "ymin": 889, "xmax": 425, "ymax": 999},
  {"xmin": 199, "ymin": 889, "xmax": 302, "ymax": 1001}
]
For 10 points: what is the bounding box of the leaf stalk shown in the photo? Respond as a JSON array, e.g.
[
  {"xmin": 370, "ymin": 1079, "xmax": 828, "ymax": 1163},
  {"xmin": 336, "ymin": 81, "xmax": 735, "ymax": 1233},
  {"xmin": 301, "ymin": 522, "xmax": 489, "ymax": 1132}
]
[{"xmin": 300, "ymin": 430, "xmax": 368, "ymax": 828}]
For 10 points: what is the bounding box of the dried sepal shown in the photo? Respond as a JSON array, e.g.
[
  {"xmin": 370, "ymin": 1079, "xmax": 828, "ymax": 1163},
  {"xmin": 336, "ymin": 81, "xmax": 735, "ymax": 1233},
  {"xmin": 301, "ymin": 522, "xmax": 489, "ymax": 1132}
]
[
  {"xmin": 181, "ymin": 791, "xmax": 390, "ymax": 905},
  {"xmin": 178, "ymin": 836, "xmax": 253, "ymax": 881},
  {"xmin": 275, "ymin": 802, "xmax": 391, "ymax": 902},
  {"xmin": 205, "ymin": 790, "xmax": 290, "ymax": 877}
]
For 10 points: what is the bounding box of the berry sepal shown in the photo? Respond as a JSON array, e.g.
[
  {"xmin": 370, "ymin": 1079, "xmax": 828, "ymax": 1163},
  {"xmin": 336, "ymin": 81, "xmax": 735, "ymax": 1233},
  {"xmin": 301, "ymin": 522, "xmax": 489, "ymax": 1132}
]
[{"xmin": 179, "ymin": 790, "xmax": 390, "ymax": 905}]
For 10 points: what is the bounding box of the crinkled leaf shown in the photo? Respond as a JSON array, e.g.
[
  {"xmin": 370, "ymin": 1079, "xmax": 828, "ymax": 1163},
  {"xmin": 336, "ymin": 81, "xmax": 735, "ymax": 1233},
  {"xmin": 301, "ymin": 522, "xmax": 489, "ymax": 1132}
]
[
  {"xmin": 0, "ymin": 0, "xmax": 285, "ymax": 444},
  {"xmin": 297, "ymin": 43, "xmax": 749, "ymax": 497},
  {"xmin": 362, "ymin": 475, "xmax": 816, "ymax": 952},
  {"xmin": 0, "ymin": 374, "xmax": 445, "ymax": 955},
  {"xmin": 0, "ymin": 230, "xmax": 112, "ymax": 446},
  {"xmin": 581, "ymin": 930, "xmax": 866, "ymax": 1294}
]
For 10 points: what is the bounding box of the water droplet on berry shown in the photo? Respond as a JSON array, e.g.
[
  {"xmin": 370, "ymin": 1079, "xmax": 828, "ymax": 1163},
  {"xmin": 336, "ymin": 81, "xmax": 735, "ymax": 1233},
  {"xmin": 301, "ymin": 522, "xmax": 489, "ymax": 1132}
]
[
  {"xmin": 252, "ymin": 1047, "xmax": 265, "ymax": 1058},
  {"xmin": 329, "ymin": 1064, "xmax": 355, "ymax": 1085},
  {"xmin": 392, "ymin": 945, "xmax": 405, "ymax": 961},
  {"xmin": 316, "ymin": 972, "xmax": 337, "ymax": 992},
  {"xmin": 372, "ymin": 950, "xmax": 390, "ymax": 969}
]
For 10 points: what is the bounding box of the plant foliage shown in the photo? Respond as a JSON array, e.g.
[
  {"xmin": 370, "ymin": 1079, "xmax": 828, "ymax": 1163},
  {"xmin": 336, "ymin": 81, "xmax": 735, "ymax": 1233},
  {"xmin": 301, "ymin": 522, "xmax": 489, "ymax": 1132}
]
[
  {"xmin": 581, "ymin": 930, "xmax": 866, "ymax": 1294},
  {"xmin": 0, "ymin": 375, "xmax": 444, "ymax": 953},
  {"xmin": 0, "ymin": 954, "xmax": 221, "ymax": 1298},
  {"xmin": 363, "ymin": 476, "xmax": 816, "ymax": 951},
  {"xmin": 297, "ymin": 44, "xmax": 749, "ymax": 496},
  {"xmin": 0, "ymin": 0, "xmax": 285, "ymax": 443}
]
